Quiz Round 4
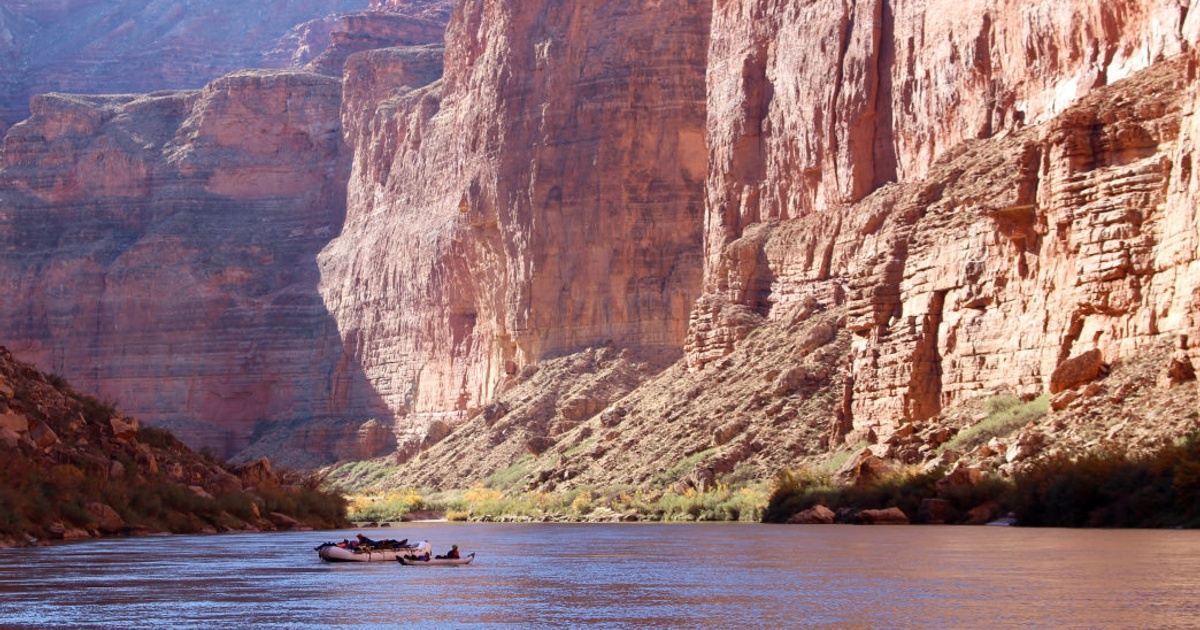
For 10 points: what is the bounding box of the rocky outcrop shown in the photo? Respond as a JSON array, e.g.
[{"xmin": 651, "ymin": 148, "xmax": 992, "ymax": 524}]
[
  {"xmin": 6, "ymin": 0, "xmax": 1200, "ymax": 491},
  {"xmin": 317, "ymin": 0, "xmax": 710, "ymax": 455},
  {"xmin": 368, "ymin": 0, "xmax": 455, "ymax": 23},
  {"xmin": 692, "ymin": 1, "xmax": 1200, "ymax": 444},
  {"xmin": 379, "ymin": 5, "xmax": 1200, "ymax": 493},
  {"xmin": 305, "ymin": 11, "xmax": 446, "ymax": 76},
  {"xmin": 0, "ymin": 69, "xmax": 389, "ymax": 460},
  {"xmin": 0, "ymin": 0, "xmax": 371, "ymax": 130},
  {"xmin": 0, "ymin": 346, "xmax": 347, "ymax": 547}
]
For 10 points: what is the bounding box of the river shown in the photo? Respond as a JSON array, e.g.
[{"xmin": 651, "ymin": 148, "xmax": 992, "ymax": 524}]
[{"xmin": 1, "ymin": 523, "xmax": 1198, "ymax": 628}]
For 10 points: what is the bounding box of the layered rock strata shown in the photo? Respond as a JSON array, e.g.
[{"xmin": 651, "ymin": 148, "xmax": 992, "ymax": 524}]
[
  {"xmin": 391, "ymin": 51, "xmax": 1200, "ymax": 491},
  {"xmin": 0, "ymin": 0, "xmax": 371, "ymax": 130},
  {"xmin": 318, "ymin": 0, "xmax": 711, "ymax": 456},
  {"xmin": 692, "ymin": 0, "xmax": 1200, "ymax": 444},
  {"xmin": 0, "ymin": 70, "xmax": 389, "ymax": 462}
]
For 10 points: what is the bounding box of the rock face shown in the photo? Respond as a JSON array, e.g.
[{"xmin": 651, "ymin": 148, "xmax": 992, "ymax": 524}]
[
  {"xmin": 691, "ymin": 0, "xmax": 1200, "ymax": 442},
  {"xmin": 318, "ymin": 0, "xmax": 710, "ymax": 454},
  {"xmin": 368, "ymin": 0, "xmax": 455, "ymax": 23},
  {"xmin": 0, "ymin": 0, "xmax": 372, "ymax": 130},
  {"xmin": 377, "ymin": 1, "xmax": 1200, "ymax": 492},
  {"xmin": 6, "ymin": 0, "xmax": 1200, "ymax": 485},
  {"xmin": 0, "ymin": 70, "xmax": 389, "ymax": 460},
  {"xmin": 0, "ymin": 345, "xmax": 348, "ymax": 547},
  {"xmin": 305, "ymin": 11, "xmax": 447, "ymax": 76}
]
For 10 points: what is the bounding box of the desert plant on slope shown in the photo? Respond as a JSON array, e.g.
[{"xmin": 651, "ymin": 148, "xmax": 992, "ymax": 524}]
[{"xmin": 941, "ymin": 394, "xmax": 1050, "ymax": 453}]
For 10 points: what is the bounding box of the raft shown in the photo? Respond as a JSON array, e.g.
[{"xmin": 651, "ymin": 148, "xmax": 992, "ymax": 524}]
[
  {"xmin": 398, "ymin": 553, "xmax": 476, "ymax": 567},
  {"xmin": 317, "ymin": 540, "xmax": 432, "ymax": 563}
]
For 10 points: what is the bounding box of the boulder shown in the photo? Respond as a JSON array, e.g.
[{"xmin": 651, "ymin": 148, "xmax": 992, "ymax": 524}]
[
  {"xmin": 936, "ymin": 464, "xmax": 984, "ymax": 492},
  {"xmin": 0, "ymin": 411, "xmax": 28, "ymax": 434},
  {"xmin": 599, "ymin": 406, "xmax": 627, "ymax": 428},
  {"xmin": 524, "ymin": 435, "xmax": 554, "ymax": 455},
  {"xmin": 481, "ymin": 401, "xmax": 511, "ymax": 425},
  {"xmin": 786, "ymin": 504, "xmax": 836, "ymax": 524},
  {"xmin": 1049, "ymin": 349, "xmax": 1106, "ymax": 393},
  {"xmin": 85, "ymin": 502, "xmax": 125, "ymax": 533},
  {"xmin": 919, "ymin": 498, "xmax": 959, "ymax": 524},
  {"xmin": 108, "ymin": 459, "xmax": 126, "ymax": 480},
  {"xmin": 62, "ymin": 528, "xmax": 91, "ymax": 540},
  {"xmin": 712, "ymin": 419, "xmax": 748, "ymax": 446},
  {"xmin": 208, "ymin": 469, "xmax": 242, "ymax": 494},
  {"xmin": 926, "ymin": 427, "xmax": 956, "ymax": 447},
  {"xmin": 27, "ymin": 421, "xmax": 59, "ymax": 449},
  {"xmin": 1006, "ymin": 432, "xmax": 1045, "ymax": 464},
  {"xmin": 189, "ymin": 485, "xmax": 215, "ymax": 500},
  {"xmin": 1050, "ymin": 390, "xmax": 1079, "ymax": 411},
  {"xmin": 558, "ymin": 396, "xmax": 604, "ymax": 423},
  {"xmin": 836, "ymin": 448, "xmax": 894, "ymax": 486},
  {"xmin": 857, "ymin": 507, "xmax": 910, "ymax": 525},
  {"xmin": 965, "ymin": 501, "xmax": 1002, "ymax": 525},
  {"xmin": 772, "ymin": 366, "xmax": 807, "ymax": 397},
  {"xmin": 1167, "ymin": 353, "xmax": 1196, "ymax": 385},
  {"xmin": 267, "ymin": 512, "xmax": 301, "ymax": 530},
  {"xmin": 236, "ymin": 457, "xmax": 278, "ymax": 488},
  {"xmin": 920, "ymin": 449, "xmax": 960, "ymax": 474},
  {"xmin": 109, "ymin": 416, "xmax": 140, "ymax": 441},
  {"xmin": 0, "ymin": 428, "xmax": 20, "ymax": 450}
]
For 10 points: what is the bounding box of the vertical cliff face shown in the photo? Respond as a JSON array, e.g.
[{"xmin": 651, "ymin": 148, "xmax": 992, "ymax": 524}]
[
  {"xmin": 693, "ymin": 0, "xmax": 1200, "ymax": 439},
  {"xmin": 0, "ymin": 71, "xmax": 392, "ymax": 463},
  {"xmin": 386, "ymin": 0, "xmax": 1200, "ymax": 490},
  {"xmin": 319, "ymin": 0, "xmax": 711, "ymax": 455}
]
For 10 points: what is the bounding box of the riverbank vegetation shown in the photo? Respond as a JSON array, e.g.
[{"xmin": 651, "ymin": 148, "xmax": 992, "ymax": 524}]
[
  {"xmin": 0, "ymin": 348, "xmax": 349, "ymax": 546},
  {"xmin": 0, "ymin": 427, "xmax": 348, "ymax": 542},
  {"xmin": 766, "ymin": 434, "xmax": 1200, "ymax": 527},
  {"xmin": 344, "ymin": 482, "xmax": 770, "ymax": 524}
]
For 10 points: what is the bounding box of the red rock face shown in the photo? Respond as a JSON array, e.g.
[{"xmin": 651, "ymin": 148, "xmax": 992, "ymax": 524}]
[
  {"xmin": 0, "ymin": 0, "xmax": 371, "ymax": 129},
  {"xmin": 4, "ymin": 0, "xmax": 1200, "ymax": 475},
  {"xmin": 692, "ymin": 0, "xmax": 1200, "ymax": 439},
  {"xmin": 0, "ymin": 70, "xmax": 392, "ymax": 463},
  {"xmin": 305, "ymin": 11, "xmax": 448, "ymax": 76},
  {"xmin": 318, "ymin": 0, "xmax": 710, "ymax": 455}
]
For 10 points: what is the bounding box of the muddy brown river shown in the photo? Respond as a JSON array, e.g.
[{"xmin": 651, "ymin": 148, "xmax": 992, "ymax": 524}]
[{"xmin": 1, "ymin": 523, "xmax": 1198, "ymax": 628}]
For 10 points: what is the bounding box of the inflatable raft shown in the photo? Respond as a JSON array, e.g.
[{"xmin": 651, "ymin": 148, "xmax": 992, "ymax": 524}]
[
  {"xmin": 316, "ymin": 540, "xmax": 432, "ymax": 563},
  {"xmin": 398, "ymin": 553, "xmax": 475, "ymax": 567}
]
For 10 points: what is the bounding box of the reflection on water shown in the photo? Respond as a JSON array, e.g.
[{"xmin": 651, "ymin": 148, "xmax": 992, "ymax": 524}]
[{"xmin": 1, "ymin": 524, "xmax": 1198, "ymax": 628}]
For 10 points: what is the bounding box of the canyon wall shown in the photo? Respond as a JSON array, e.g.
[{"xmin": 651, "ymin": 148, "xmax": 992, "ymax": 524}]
[
  {"xmin": 0, "ymin": 0, "xmax": 373, "ymax": 131},
  {"xmin": 318, "ymin": 0, "xmax": 711, "ymax": 455},
  {"xmin": 3, "ymin": 0, "xmax": 1199, "ymax": 480},
  {"xmin": 692, "ymin": 0, "xmax": 1200, "ymax": 442},
  {"xmin": 0, "ymin": 70, "xmax": 392, "ymax": 463},
  {"xmin": 0, "ymin": 0, "xmax": 453, "ymax": 465},
  {"xmin": 386, "ymin": 0, "xmax": 1200, "ymax": 490}
]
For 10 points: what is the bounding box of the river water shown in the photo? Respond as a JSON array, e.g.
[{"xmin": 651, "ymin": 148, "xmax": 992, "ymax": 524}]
[{"xmin": 1, "ymin": 523, "xmax": 1198, "ymax": 628}]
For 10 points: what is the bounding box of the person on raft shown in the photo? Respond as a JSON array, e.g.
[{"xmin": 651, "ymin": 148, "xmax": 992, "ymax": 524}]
[{"xmin": 436, "ymin": 545, "xmax": 460, "ymax": 560}]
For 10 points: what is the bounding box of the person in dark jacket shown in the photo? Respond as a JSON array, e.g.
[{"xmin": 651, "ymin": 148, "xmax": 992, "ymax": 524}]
[{"xmin": 437, "ymin": 544, "xmax": 460, "ymax": 560}]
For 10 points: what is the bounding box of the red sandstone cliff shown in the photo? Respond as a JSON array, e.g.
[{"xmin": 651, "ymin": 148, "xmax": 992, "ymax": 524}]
[
  {"xmin": 378, "ymin": 0, "xmax": 1200, "ymax": 489},
  {"xmin": 3, "ymin": 0, "xmax": 1200, "ymax": 487},
  {"xmin": 0, "ymin": 0, "xmax": 375, "ymax": 131},
  {"xmin": 318, "ymin": 0, "xmax": 710, "ymax": 457},
  {"xmin": 0, "ymin": 70, "xmax": 392, "ymax": 465}
]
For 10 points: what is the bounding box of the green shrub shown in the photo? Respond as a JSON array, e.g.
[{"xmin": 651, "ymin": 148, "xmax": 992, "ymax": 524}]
[
  {"xmin": 76, "ymin": 394, "xmax": 118, "ymax": 425},
  {"xmin": 942, "ymin": 394, "xmax": 1049, "ymax": 453},
  {"xmin": 137, "ymin": 427, "xmax": 183, "ymax": 450}
]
